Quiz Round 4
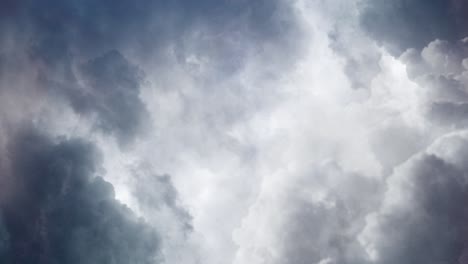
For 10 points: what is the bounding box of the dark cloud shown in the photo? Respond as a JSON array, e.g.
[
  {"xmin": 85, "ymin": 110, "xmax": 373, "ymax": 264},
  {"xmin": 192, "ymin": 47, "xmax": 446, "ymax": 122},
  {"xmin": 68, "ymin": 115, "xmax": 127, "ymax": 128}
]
[
  {"xmin": 0, "ymin": 0, "xmax": 302, "ymax": 147},
  {"xmin": 0, "ymin": 1, "xmax": 302, "ymax": 263},
  {"xmin": 0, "ymin": 217, "xmax": 8, "ymax": 261},
  {"xmin": 368, "ymin": 151, "xmax": 468, "ymax": 264},
  {"xmin": 65, "ymin": 50, "xmax": 149, "ymax": 146},
  {"xmin": 0, "ymin": 0, "xmax": 299, "ymax": 67},
  {"xmin": 32, "ymin": 49, "xmax": 150, "ymax": 147},
  {"xmin": 360, "ymin": 0, "xmax": 468, "ymax": 54},
  {"xmin": 0, "ymin": 128, "xmax": 160, "ymax": 264}
]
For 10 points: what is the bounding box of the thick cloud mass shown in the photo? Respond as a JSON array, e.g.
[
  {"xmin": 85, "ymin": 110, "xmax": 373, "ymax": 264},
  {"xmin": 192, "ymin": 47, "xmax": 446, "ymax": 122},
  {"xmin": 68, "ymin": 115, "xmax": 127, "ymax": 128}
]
[
  {"xmin": 361, "ymin": 0, "xmax": 468, "ymax": 54},
  {"xmin": 362, "ymin": 134, "xmax": 468, "ymax": 264},
  {"xmin": 4, "ymin": 0, "xmax": 468, "ymax": 264},
  {"xmin": 0, "ymin": 1, "xmax": 300, "ymax": 263},
  {"xmin": 0, "ymin": 128, "xmax": 160, "ymax": 264},
  {"xmin": 399, "ymin": 38, "xmax": 468, "ymax": 129},
  {"xmin": 73, "ymin": 50, "xmax": 149, "ymax": 145},
  {"xmin": 0, "ymin": 0, "xmax": 298, "ymax": 68}
]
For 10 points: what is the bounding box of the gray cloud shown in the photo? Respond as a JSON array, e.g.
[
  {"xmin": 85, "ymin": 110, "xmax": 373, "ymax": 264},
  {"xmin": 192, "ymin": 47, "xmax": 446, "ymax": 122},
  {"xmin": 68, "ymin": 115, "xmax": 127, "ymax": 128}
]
[
  {"xmin": 0, "ymin": 0, "xmax": 300, "ymax": 72},
  {"xmin": 0, "ymin": 127, "xmax": 161, "ymax": 264},
  {"xmin": 0, "ymin": 1, "xmax": 305, "ymax": 264},
  {"xmin": 336, "ymin": 6, "xmax": 468, "ymax": 262},
  {"xmin": 69, "ymin": 50, "xmax": 149, "ymax": 146},
  {"xmin": 399, "ymin": 38, "xmax": 468, "ymax": 129},
  {"xmin": 329, "ymin": 18, "xmax": 382, "ymax": 90},
  {"xmin": 9, "ymin": 1, "xmax": 468, "ymax": 264},
  {"xmin": 132, "ymin": 172, "xmax": 193, "ymax": 234},
  {"xmin": 429, "ymin": 102, "xmax": 468, "ymax": 128},
  {"xmin": 363, "ymin": 134, "xmax": 468, "ymax": 264},
  {"xmin": 275, "ymin": 162, "xmax": 380, "ymax": 264},
  {"xmin": 353, "ymin": 11, "xmax": 468, "ymax": 262},
  {"xmin": 360, "ymin": 0, "xmax": 468, "ymax": 55},
  {"xmin": 0, "ymin": 0, "xmax": 302, "ymax": 147}
]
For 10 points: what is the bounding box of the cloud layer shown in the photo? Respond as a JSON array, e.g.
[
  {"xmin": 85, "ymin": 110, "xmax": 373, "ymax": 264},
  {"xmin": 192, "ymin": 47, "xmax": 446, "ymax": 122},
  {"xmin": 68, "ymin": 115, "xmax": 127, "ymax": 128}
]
[{"xmin": 1, "ymin": 0, "xmax": 468, "ymax": 264}]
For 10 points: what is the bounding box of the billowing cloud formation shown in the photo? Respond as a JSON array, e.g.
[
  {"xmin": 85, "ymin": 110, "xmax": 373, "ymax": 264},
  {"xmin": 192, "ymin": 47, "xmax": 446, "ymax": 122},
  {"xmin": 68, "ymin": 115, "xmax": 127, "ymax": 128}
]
[
  {"xmin": 234, "ymin": 1, "xmax": 468, "ymax": 263},
  {"xmin": 400, "ymin": 39, "xmax": 468, "ymax": 126},
  {"xmin": 362, "ymin": 133, "xmax": 468, "ymax": 264},
  {"xmin": 3, "ymin": 0, "xmax": 468, "ymax": 264},
  {"xmin": 0, "ymin": 128, "xmax": 160, "ymax": 264},
  {"xmin": 0, "ymin": 0, "xmax": 303, "ymax": 263},
  {"xmin": 0, "ymin": 1, "xmax": 301, "ymax": 263},
  {"xmin": 355, "ymin": 34, "xmax": 468, "ymax": 264}
]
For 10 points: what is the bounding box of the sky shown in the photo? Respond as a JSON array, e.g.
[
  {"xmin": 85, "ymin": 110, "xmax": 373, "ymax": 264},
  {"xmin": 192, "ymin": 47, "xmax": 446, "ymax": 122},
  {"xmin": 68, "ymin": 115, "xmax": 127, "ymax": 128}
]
[{"xmin": 0, "ymin": 0, "xmax": 468, "ymax": 263}]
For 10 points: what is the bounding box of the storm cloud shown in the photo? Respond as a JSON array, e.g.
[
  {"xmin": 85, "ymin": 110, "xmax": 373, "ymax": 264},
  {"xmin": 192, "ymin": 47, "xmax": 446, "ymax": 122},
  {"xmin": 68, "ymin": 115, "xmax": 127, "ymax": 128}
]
[
  {"xmin": 0, "ymin": 1, "xmax": 301, "ymax": 263},
  {"xmin": 361, "ymin": 133, "xmax": 468, "ymax": 264},
  {"xmin": 361, "ymin": 0, "xmax": 468, "ymax": 54},
  {"xmin": 0, "ymin": 127, "xmax": 160, "ymax": 264},
  {"xmin": 2, "ymin": 1, "xmax": 468, "ymax": 264}
]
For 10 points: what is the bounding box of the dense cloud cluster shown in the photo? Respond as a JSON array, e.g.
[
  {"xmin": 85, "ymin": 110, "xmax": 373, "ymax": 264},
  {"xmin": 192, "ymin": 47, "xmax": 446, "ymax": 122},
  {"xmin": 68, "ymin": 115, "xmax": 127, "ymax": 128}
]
[
  {"xmin": 399, "ymin": 38, "xmax": 468, "ymax": 128},
  {"xmin": 0, "ymin": 0, "xmax": 300, "ymax": 262},
  {"xmin": 72, "ymin": 50, "xmax": 149, "ymax": 146},
  {"xmin": 0, "ymin": 0, "xmax": 299, "ymax": 74},
  {"xmin": 361, "ymin": 0, "xmax": 468, "ymax": 54},
  {"xmin": 233, "ymin": 1, "xmax": 468, "ymax": 263},
  {"xmin": 362, "ymin": 133, "xmax": 468, "ymax": 264},
  {"xmin": 3, "ymin": 0, "xmax": 468, "ymax": 264},
  {"xmin": 270, "ymin": 32, "xmax": 468, "ymax": 263},
  {"xmin": 0, "ymin": 128, "xmax": 160, "ymax": 264},
  {"xmin": 348, "ymin": 2, "xmax": 468, "ymax": 264}
]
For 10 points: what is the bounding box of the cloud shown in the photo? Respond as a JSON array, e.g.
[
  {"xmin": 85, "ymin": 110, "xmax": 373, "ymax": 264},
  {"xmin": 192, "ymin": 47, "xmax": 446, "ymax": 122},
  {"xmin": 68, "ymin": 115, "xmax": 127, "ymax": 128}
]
[
  {"xmin": 0, "ymin": 127, "xmax": 161, "ymax": 264},
  {"xmin": 5, "ymin": 1, "xmax": 468, "ymax": 264},
  {"xmin": 69, "ymin": 50, "xmax": 150, "ymax": 146},
  {"xmin": 276, "ymin": 162, "xmax": 380, "ymax": 264},
  {"xmin": 0, "ymin": 0, "xmax": 303, "ymax": 145},
  {"xmin": 0, "ymin": 0, "xmax": 300, "ymax": 69},
  {"xmin": 232, "ymin": 2, "xmax": 468, "ymax": 261},
  {"xmin": 360, "ymin": 0, "xmax": 468, "ymax": 54},
  {"xmin": 352, "ymin": 13, "xmax": 468, "ymax": 262},
  {"xmin": 398, "ymin": 38, "xmax": 468, "ymax": 130},
  {"xmin": 327, "ymin": 1, "xmax": 382, "ymax": 90},
  {"xmin": 361, "ymin": 133, "xmax": 468, "ymax": 264},
  {"xmin": 0, "ymin": 1, "xmax": 304, "ymax": 264}
]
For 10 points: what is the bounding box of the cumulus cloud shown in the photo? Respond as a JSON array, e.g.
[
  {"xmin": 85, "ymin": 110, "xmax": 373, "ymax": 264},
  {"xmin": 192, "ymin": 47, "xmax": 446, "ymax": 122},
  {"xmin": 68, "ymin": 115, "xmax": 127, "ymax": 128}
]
[{"xmin": 398, "ymin": 38, "xmax": 468, "ymax": 129}]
